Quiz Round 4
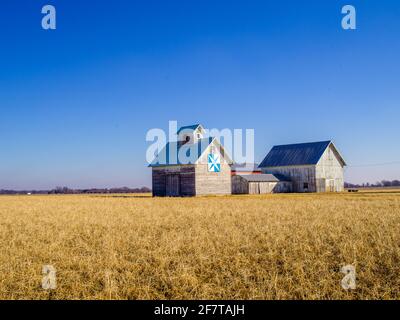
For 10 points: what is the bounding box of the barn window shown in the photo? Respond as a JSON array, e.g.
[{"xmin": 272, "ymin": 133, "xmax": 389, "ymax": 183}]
[
  {"xmin": 303, "ymin": 183, "xmax": 309, "ymax": 190},
  {"xmin": 197, "ymin": 133, "xmax": 201, "ymax": 139},
  {"xmin": 185, "ymin": 136, "xmax": 190, "ymax": 142}
]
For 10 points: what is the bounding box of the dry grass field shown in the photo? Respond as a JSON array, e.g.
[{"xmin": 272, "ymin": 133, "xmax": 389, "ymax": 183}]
[{"xmin": 0, "ymin": 191, "xmax": 399, "ymax": 300}]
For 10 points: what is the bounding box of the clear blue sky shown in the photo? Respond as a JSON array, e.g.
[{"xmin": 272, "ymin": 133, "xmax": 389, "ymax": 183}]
[{"xmin": 1, "ymin": 0, "xmax": 399, "ymax": 189}]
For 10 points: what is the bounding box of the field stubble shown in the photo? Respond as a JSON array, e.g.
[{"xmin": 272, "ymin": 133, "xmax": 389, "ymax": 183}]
[{"xmin": 0, "ymin": 191, "xmax": 399, "ymax": 300}]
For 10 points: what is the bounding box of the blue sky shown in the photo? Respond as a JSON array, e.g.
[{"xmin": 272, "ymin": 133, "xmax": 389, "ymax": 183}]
[{"xmin": 1, "ymin": 0, "xmax": 399, "ymax": 189}]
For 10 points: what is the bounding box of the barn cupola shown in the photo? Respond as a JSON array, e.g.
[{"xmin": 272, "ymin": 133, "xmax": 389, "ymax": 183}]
[{"xmin": 177, "ymin": 124, "xmax": 205, "ymax": 145}]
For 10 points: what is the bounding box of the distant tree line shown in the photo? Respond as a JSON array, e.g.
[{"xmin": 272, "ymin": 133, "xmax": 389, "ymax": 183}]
[
  {"xmin": 2, "ymin": 180, "xmax": 399, "ymax": 194},
  {"xmin": 0, "ymin": 186, "xmax": 151, "ymax": 195},
  {"xmin": 345, "ymin": 180, "xmax": 400, "ymax": 189}
]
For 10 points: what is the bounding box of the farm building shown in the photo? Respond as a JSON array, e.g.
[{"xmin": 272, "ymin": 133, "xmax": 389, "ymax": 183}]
[
  {"xmin": 149, "ymin": 124, "xmax": 346, "ymax": 196},
  {"xmin": 149, "ymin": 124, "xmax": 233, "ymax": 197},
  {"xmin": 232, "ymin": 174, "xmax": 292, "ymax": 194},
  {"xmin": 258, "ymin": 140, "xmax": 346, "ymax": 193}
]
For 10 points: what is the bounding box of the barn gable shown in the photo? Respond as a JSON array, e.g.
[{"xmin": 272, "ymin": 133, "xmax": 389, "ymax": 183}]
[
  {"xmin": 196, "ymin": 138, "xmax": 233, "ymax": 165},
  {"xmin": 317, "ymin": 142, "xmax": 347, "ymax": 167},
  {"xmin": 177, "ymin": 124, "xmax": 206, "ymax": 144}
]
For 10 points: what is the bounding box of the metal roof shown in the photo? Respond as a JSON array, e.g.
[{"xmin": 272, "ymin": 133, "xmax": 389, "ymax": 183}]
[
  {"xmin": 177, "ymin": 124, "xmax": 201, "ymax": 134},
  {"xmin": 237, "ymin": 174, "xmax": 290, "ymax": 182},
  {"xmin": 259, "ymin": 141, "xmax": 335, "ymax": 167},
  {"xmin": 149, "ymin": 138, "xmax": 213, "ymax": 167}
]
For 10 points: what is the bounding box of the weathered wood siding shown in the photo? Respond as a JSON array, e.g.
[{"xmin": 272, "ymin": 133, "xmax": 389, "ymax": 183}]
[
  {"xmin": 152, "ymin": 165, "xmax": 196, "ymax": 197},
  {"xmin": 195, "ymin": 163, "xmax": 231, "ymax": 195},
  {"xmin": 232, "ymin": 176, "xmax": 292, "ymax": 194},
  {"xmin": 261, "ymin": 165, "xmax": 317, "ymax": 192},
  {"xmin": 232, "ymin": 175, "xmax": 249, "ymax": 194},
  {"xmin": 152, "ymin": 168, "xmax": 166, "ymax": 196},
  {"xmin": 195, "ymin": 143, "xmax": 231, "ymax": 195},
  {"xmin": 272, "ymin": 181, "xmax": 293, "ymax": 193},
  {"xmin": 315, "ymin": 144, "xmax": 345, "ymax": 192}
]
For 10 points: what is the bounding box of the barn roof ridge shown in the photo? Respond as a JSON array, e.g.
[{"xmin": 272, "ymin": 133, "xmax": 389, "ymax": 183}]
[{"xmin": 272, "ymin": 140, "xmax": 332, "ymax": 148}]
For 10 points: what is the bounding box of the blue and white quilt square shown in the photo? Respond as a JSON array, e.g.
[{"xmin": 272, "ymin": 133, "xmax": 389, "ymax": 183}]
[{"xmin": 208, "ymin": 154, "xmax": 221, "ymax": 172}]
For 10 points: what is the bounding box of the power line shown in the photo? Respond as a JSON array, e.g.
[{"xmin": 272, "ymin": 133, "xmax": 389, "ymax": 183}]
[{"xmin": 348, "ymin": 161, "xmax": 400, "ymax": 168}]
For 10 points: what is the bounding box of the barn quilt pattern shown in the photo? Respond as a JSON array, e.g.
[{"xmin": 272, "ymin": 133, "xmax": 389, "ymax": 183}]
[{"xmin": 208, "ymin": 154, "xmax": 221, "ymax": 172}]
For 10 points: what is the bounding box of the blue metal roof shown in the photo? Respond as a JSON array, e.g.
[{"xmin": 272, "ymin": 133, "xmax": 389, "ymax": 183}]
[
  {"xmin": 177, "ymin": 124, "xmax": 201, "ymax": 134},
  {"xmin": 149, "ymin": 137, "xmax": 213, "ymax": 167},
  {"xmin": 259, "ymin": 141, "xmax": 332, "ymax": 167}
]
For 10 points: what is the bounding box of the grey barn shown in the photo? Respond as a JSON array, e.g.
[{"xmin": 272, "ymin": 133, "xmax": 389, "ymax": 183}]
[
  {"xmin": 149, "ymin": 124, "xmax": 233, "ymax": 197},
  {"xmin": 258, "ymin": 141, "xmax": 346, "ymax": 193}
]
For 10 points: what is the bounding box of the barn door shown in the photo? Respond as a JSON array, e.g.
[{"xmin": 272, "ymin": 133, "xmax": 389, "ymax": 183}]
[
  {"xmin": 326, "ymin": 179, "xmax": 335, "ymax": 192},
  {"xmin": 166, "ymin": 174, "xmax": 180, "ymax": 196},
  {"xmin": 330, "ymin": 180, "xmax": 335, "ymax": 192},
  {"xmin": 259, "ymin": 183, "xmax": 269, "ymax": 194},
  {"xmin": 249, "ymin": 183, "xmax": 260, "ymax": 194}
]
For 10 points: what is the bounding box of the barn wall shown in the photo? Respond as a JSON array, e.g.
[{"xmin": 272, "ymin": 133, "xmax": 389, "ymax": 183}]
[
  {"xmin": 152, "ymin": 165, "xmax": 196, "ymax": 197},
  {"xmin": 250, "ymin": 182, "xmax": 293, "ymax": 194},
  {"xmin": 260, "ymin": 165, "xmax": 317, "ymax": 193},
  {"xmin": 179, "ymin": 167, "xmax": 196, "ymax": 196},
  {"xmin": 194, "ymin": 141, "xmax": 232, "ymax": 196},
  {"xmin": 315, "ymin": 145, "xmax": 345, "ymax": 192},
  {"xmin": 195, "ymin": 163, "xmax": 232, "ymax": 195},
  {"xmin": 248, "ymin": 182, "xmax": 257, "ymax": 194},
  {"xmin": 232, "ymin": 176, "xmax": 293, "ymax": 194},
  {"xmin": 232, "ymin": 176, "xmax": 249, "ymax": 194},
  {"xmin": 272, "ymin": 181, "xmax": 293, "ymax": 193},
  {"xmin": 152, "ymin": 167, "xmax": 167, "ymax": 197}
]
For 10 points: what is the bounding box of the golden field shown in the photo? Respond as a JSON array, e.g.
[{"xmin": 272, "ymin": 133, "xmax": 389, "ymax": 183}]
[{"xmin": 0, "ymin": 191, "xmax": 399, "ymax": 300}]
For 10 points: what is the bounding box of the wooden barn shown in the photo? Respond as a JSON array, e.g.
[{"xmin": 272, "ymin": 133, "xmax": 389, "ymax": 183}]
[
  {"xmin": 232, "ymin": 174, "xmax": 292, "ymax": 194},
  {"xmin": 149, "ymin": 124, "xmax": 233, "ymax": 197},
  {"xmin": 258, "ymin": 141, "xmax": 346, "ymax": 193}
]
